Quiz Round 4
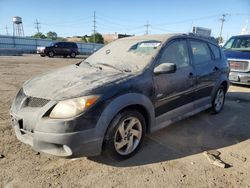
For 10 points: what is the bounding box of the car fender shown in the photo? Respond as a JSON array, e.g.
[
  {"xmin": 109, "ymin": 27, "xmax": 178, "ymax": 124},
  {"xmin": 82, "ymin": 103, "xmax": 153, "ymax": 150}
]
[
  {"xmin": 211, "ymin": 74, "xmax": 229, "ymax": 101},
  {"xmin": 95, "ymin": 93, "xmax": 155, "ymax": 141}
]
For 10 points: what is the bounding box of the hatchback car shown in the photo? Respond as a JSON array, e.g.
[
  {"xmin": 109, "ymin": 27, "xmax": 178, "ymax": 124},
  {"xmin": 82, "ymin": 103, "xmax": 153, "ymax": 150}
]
[
  {"xmin": 10, "ymin": 33, "xmax": 229, "ymax": 160},
  {"xmin": 223, "ymin": 34, "xmax": 250, "ymax": 85},
  {"xmin": 37, "ymin": 42, "xmax": 79, "ymax": 58}
]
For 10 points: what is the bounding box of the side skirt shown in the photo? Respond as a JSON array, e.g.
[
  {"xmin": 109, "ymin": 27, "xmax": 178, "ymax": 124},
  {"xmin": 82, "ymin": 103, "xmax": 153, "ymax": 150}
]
[{"xmin": 151, "ymin": 97, "xmax": 211, "ymax": 133}]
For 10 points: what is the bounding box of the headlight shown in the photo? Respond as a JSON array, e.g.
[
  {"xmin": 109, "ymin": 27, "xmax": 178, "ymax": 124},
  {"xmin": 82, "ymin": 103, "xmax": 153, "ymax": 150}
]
[{"xmin": 49, "ymin": 95, "xmax": 99, "ymax": 119}]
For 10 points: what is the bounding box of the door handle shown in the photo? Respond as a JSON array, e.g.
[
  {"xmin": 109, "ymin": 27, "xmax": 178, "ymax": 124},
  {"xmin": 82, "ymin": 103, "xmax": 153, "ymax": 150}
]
[
  {"xmin": 213, "ymin": 66, "xmax": 219, "ymax": 71},
  {"xmin": 189, "ymin": 72, "xmax": 194, "ymax": 78}
]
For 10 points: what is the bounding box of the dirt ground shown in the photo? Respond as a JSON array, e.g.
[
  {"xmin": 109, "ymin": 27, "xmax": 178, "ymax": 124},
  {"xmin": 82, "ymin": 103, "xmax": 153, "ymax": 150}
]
[{"xmin": 0, "ymin": 55, "xmax": 250, "ymax": 188}]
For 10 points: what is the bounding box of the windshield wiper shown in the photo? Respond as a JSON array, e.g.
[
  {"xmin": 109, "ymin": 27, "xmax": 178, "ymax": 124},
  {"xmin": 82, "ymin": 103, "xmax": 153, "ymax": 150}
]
[{"xmin": 95, "ymin": 63, "xmax": 130, "ymax": 73}]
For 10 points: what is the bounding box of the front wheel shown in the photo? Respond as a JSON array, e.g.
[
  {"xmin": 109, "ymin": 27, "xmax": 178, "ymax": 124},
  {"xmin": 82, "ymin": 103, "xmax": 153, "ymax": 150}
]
[
  {"xmin": 211, "ymin": 85, "xmax": 225, "ymax": 114},
  {"xmin": 104, "ymin": 110, "xmax": 146, "ymax": 160}
]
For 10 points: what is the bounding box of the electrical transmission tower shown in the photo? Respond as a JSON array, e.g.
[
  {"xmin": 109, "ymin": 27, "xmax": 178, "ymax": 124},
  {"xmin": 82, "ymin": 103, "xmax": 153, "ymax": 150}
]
[
  {"xmin": 219, "ymin": 14, "xmax": 229, "ymax": 43},
  {"xmin": 93, "ymin": 11, "xmax": 97, "ymax": 43},
  {"xmin": 5, "ymin": 25, "xmax": 9, "ymax": 35},
  {"xmin": 34, "ymin": 19, "xmax": 41, "ymax": 33},
  {"xmin": 144, "ymin": 21, "xmax": 150, "ymax": 35}
]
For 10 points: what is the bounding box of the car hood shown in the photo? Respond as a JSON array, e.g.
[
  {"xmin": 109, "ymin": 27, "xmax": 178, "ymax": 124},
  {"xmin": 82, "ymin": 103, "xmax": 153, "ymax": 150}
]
[
  {"xmin": 224, "ymin": 49, "xmax": 250, "ymax": 60},
  {"xmin": 23, "ymin": 64, "xmax": 133, "ymax": 100}
]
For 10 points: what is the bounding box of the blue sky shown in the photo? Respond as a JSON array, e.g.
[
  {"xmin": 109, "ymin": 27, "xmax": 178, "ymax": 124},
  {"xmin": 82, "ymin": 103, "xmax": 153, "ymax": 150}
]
[{"xmin": 0, "ymin": 0, "xmax": 249, "ymax": 40}]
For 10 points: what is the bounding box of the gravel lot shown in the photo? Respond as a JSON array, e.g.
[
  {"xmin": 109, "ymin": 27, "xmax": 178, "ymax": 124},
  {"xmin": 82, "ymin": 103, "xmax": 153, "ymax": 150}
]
[{"xmin": 0, "ymin": 55, "xmax": 250, "ymax": 188}]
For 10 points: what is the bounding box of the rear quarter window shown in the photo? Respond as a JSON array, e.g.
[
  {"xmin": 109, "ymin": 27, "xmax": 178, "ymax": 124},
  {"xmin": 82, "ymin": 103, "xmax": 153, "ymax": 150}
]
[
  {"xmin": 190, "ymin": 40, "xmax": 212, "ymax": 65},
  {"xmin": 208, "ymin": 43, "xmax": 221, "ymax": 59}
]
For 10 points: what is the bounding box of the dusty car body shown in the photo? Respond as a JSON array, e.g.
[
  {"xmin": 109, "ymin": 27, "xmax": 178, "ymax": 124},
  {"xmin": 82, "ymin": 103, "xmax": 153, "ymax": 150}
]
[
  {"xmin": 10, "ymin": 33, "xmax": 229, "ymax": 159},
  {"xmin": 223, "ymin": 35, "xmax": 250, "ymax": 85}
]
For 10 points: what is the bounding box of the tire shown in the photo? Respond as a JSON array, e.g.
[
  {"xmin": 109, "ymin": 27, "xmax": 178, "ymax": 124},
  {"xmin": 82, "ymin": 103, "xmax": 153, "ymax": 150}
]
[
  {"xmin": 104, "ymin": 110, "xmax": 146, "ymax": 160},
  {"xmin": 48, "ymin": 51, "xmax": 54, "ymax": 58},
  {"xmin": 211, "ymin": 85, "xmax": 225, "ymax": 114},
  {"xmin": 40, "ymin": 54, "xmax": 45, "ymax": 57},
  {"xmin": 70, "ymin": 52, "xmax": 76, "ymax": 58},
  {"xmin": 63, "ymin": 55, "xmax": 67, "ymax": 58}
]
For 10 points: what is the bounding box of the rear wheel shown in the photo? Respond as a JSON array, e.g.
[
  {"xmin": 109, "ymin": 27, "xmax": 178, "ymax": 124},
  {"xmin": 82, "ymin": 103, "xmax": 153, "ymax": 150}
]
[
  {"xmin": 104, "ymin": 110, "xmax": 145, "ymax": 160},
  {"xmin": 70, "ymin": 52, "xmax": 76, "ymax": 58},
  {"xmin": 211, "ymin": 85, "xmax": 225, "ymax": 114},
  {"xmin": 48, "ymin": 51, "xmax": 54, "ymax": 57}
]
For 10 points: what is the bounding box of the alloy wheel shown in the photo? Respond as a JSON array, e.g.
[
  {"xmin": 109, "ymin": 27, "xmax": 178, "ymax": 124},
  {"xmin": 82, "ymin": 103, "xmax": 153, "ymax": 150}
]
[
  {"xmin": 114, "ymin": 117, "xmax": 142, "ymax": 155},
  {"xmin": 214, "ymin": 88, "xmax": 225, "ymax": 112}
]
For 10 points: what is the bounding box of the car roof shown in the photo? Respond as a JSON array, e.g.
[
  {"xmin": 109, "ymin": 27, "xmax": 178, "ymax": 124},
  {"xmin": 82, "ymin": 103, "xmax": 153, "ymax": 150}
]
[
  {"xmin": 120, "ymin": 33, "xmax": 218, "ymax": 46},
  {"xmin": 120, "ymin": 33, "xmax": 181, "ymax": 43},
  {"xmin": 230, "ymin": 34, "xmax": 250, "ymax": 38}
]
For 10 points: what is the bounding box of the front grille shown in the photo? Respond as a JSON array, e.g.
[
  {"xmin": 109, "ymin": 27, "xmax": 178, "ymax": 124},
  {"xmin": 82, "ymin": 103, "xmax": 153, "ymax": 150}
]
[
  {"xmin": 14, "ymin": 88, "xmax": 50, "ymax": 108},
  {"xmin": 229, "ymin": 60, "xmax": 249, "ymax": 71},
  {"xmin": 25, "ymin": 97, "xmax": 49, "ymax": 107}
]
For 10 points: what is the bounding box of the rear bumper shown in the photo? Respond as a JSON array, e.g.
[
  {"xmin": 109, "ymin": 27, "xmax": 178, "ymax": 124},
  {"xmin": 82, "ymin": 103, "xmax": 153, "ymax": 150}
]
[
  {"xmin": 229, "ymin": 71, "xmax": 250, "ymax": 85},
  {"xmin": 36, "ymin": 50, "xmax": 45, "ymax": 54}
]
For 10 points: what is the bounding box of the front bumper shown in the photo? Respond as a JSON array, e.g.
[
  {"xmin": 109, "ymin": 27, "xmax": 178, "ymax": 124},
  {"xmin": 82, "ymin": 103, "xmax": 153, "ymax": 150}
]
[
  {"xmin": 10, "ymin": 88, "xmax": 106, "ymax": 157},
  {"xmin": 229, "ymin": 71, "xmax": 250, "ymax": 85},
  {"xmin": 10, "ymin": 113, "xmax": 103, "ymax": 157}
]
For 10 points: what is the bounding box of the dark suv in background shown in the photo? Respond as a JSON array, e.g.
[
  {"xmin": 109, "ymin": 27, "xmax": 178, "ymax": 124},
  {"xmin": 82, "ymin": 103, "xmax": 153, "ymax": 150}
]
[
  {"xmin": 11, "ymin": 33, "xmax": 229, "ymax": 160},
  {"xmin": 37, "ymin": 42, "xmax": 79, "ymax": 58},
  {"xmin": 223, "ymin": 35, "xmax": 250, "ymax": 85}
]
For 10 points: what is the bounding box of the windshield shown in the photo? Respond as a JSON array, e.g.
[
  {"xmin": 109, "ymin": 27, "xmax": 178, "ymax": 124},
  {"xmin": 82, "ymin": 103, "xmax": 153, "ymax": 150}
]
[
  {"xmin": 81, "ymin": 38, "xmax": 163, "ymax": 72},
  {"xmin": 48, "ymin": 42, "xmax": 55, "ymax": 47},
  {"xmin": 223, "ymin": 36, "xmax": 250, "ymax": 51}
]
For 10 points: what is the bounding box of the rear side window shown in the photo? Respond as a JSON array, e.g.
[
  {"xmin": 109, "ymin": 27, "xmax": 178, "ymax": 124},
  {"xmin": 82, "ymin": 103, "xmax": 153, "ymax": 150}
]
[
  {"xmin": 57, "ymin": 42, "xmax": 64, "ymax": 47},
  {"xmin": 190, "ymin": 40, "xmax": 212, "ymax": 65},
  {"xmin": 208, "ymin": 43, "xmax": 221, "ymax": 59},
  {"xmin": 72, "ymin": 43, "xmax": 78, "ymax": 48},
  {"xmin": 64, "ymin": 43, "xmax": 71, "ymax": 48},
  {"xmin": 67, "ymin": 43, "xmax": 77, "ymax": 48}
]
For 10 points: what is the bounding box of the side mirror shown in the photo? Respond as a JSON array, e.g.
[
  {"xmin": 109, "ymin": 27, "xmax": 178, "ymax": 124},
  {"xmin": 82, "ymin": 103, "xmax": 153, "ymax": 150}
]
[{"xmin": 154, "ymin": 63, "xmax": 176, "ymax": 75}]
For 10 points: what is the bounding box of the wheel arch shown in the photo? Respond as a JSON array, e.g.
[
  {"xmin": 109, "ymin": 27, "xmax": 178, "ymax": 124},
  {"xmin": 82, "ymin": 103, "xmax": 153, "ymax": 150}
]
[
  {"xmin": 94, "ymin": 93, "xmax": 155, "ymax": 151},
  {"xmin": 211, "ymin": 75, "xmax": 229, "ymax": 102}
]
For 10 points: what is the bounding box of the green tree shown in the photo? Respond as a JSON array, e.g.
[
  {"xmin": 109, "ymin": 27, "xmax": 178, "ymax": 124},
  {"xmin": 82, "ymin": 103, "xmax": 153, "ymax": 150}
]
[
  {"xmin": 47, "ymin": 31, "xmax": 58, "ymax": 40},
  {"xmin": 88, "ymin": 33, "xmax": 104, "ymax": 44},
  {"xmin": 81, "ymin": 36, "xmax": 88, "ymax": 43},
  {"xmin": 32, "ymin": 32, "xmax": 46, "ymax": 39}
]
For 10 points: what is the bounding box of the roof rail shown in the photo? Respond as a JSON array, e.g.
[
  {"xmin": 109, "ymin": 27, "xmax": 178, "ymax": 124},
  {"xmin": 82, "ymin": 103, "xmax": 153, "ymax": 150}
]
[{"xmin": 188, "ymin": 32, "xmax": 217, "ymax": 43}]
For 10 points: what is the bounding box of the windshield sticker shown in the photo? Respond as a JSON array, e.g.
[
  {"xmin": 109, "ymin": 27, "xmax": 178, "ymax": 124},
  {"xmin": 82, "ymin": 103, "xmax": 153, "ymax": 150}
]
[{"xmin": 139, "ymin": 42, "xmax": 161, "ymax": 48}]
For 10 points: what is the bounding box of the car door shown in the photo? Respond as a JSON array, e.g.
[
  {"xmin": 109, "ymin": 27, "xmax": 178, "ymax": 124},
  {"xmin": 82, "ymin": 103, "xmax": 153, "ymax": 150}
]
[
  {"xmin": 153, "ymin": 39, "xmax": 197, "ymax": 118},
  {"xmin": 54, "ymin": 42, "xmax": 64, "ymax": 55},
  {"xmin": 188, "ymin": 40, "xmax": 217, "ymax": 101},
  {"xmin": 64, "ymin": 43, "xmax": 72, "ymax": 55}
]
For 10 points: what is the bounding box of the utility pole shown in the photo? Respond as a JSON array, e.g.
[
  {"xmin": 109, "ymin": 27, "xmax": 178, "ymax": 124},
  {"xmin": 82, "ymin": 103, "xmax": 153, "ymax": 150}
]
[
  {"xmin": 5, "ymin": 25, "xmax": 9, "ymax": 35},
  {"xmin": 93, "ymin": 11, "xmax": 97, "ymax": 43},
  {"xmin": 144, "ymin": 21, "xmax": 150, "ymax": 35},
  {"xmin": 219, "ymin": 14, "xmax": 228, "ymax": 43},
  {"xmin": 34, "ymin": 19, "xmax": 41, "ymax": 33}
]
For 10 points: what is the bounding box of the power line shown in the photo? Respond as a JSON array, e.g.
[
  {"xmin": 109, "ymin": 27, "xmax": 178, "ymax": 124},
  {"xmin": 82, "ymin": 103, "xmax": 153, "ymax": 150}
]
[
  {"xmin": 34, "ymin": 19, "xmax": 41, "ymax": 33},
  {"xmin": 154, "ymin": 14, "xmax": 220, "ymax": 27}
]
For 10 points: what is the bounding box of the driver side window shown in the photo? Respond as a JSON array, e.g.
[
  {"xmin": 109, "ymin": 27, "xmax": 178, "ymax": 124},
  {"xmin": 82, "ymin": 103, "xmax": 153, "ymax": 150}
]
[{"xmin": 158, "ymin": 40, "xmax": 190, "ymax": 68}]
